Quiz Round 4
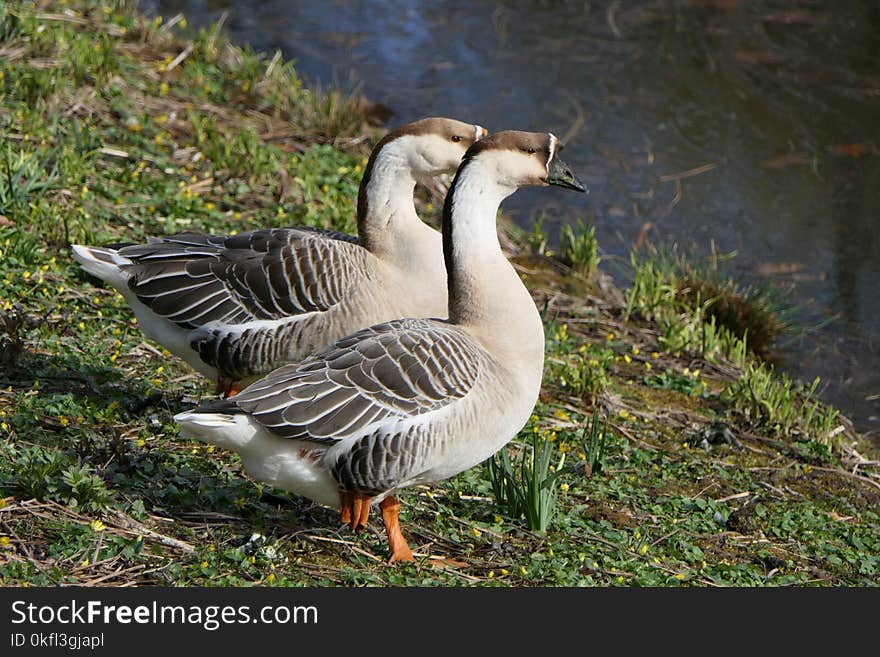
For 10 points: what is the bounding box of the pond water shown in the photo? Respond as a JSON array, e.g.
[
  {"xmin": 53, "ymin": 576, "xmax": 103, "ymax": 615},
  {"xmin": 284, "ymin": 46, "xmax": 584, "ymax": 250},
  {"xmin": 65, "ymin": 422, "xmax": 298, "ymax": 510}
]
[{"xmin": 143, "ymin": 0, "xmax": 880, "ymax": 436}]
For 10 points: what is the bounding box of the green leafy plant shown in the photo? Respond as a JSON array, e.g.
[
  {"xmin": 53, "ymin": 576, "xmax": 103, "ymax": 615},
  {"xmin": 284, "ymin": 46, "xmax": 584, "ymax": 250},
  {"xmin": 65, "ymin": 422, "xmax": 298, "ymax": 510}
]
[
  {"xmin": 644, "ymin": 367, "xmax": 708, "ymax": 397},
  {"xmin": 61, "ymin": 464, "xmax": 114, "ymax": 512},
  {"xmin": 546, "ymin": 341, "xmax": 614, "ymax": 399},
  {"xmin": 725, "ymin": 365, "xmax": 841, "ymax": 444},
  {"xmin": 526, "ymin": 213, "xmax": 550, "ymax": 256},
  {"xmin": 581, "ymin": 411, "xmax": 607, "ymax": 477},
  {"xmin": 558, "ymin": 220, "xmax": 598, "ymax": 276},
  {"xmin": 486, "ymin": 433, "xmax": 561, "ymax": 533}
]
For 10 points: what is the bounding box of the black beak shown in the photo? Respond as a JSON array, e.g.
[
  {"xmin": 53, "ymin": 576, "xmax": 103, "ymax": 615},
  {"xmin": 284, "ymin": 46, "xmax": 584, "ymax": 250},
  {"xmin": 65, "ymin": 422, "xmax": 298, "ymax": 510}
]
[{"xmin": 546, "ymin": 156, "xmax": 587, "ymax": 193}]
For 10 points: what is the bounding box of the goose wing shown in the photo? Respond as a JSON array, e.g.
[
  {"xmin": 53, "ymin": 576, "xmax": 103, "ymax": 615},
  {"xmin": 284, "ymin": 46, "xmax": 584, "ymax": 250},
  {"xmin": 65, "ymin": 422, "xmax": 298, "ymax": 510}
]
[
  {"xmin": 118, "ymin": 228, "xmax": 368, "ymax": 330},
  {"xmin": 229, "ymin": 318, "xmax": 487, "ymax": 445}
]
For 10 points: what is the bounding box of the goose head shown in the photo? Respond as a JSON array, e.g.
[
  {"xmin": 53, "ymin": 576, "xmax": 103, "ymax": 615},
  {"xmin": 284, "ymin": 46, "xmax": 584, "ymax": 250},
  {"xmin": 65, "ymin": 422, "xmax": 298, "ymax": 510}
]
[
  {"xmin": 377, "ymin": 117, "xmax": 489, "ymax": 182},
  {"xmin": 459, "ymin": 130, "xmax": 586, "ymax": 194}
]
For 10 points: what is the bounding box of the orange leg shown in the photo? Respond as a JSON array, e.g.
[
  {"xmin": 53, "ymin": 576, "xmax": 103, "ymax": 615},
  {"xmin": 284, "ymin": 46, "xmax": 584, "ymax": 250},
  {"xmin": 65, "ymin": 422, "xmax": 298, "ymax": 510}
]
[
  {"xmin": 216, "ymin": 375, "xmax": 241, "ymax": 398},
  {"xmin": 380, "ymin": 496, "xmax": 414, "ymax": 564},
  {"xmin": 339, "ymin": 491, "xmax": 353, "ymax": 525},
  {"xmin": 340, "ymin": 491, "xmax": 371, "ymax": 531}
]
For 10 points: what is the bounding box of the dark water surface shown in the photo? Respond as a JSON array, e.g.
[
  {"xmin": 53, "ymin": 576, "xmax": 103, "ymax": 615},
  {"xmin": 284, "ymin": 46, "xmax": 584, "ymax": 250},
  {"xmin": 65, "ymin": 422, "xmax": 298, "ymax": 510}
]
[{"xmin": 143, "ymin": 0, "xmax": 880, "ymax": 435}]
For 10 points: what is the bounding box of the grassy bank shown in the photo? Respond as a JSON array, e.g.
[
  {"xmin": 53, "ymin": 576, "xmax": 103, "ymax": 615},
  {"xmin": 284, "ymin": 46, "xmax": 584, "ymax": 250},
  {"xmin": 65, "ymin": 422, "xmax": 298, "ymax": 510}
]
[{"xmin": 1, "ymin": 1, "xmax": 878, "ymax": 586}]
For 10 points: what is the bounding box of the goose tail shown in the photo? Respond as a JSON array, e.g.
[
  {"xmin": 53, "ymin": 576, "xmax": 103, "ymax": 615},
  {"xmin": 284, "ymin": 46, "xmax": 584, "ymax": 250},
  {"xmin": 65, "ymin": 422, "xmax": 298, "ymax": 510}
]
[
  {"xmin": 174, "ymin": 403, "xmax": 258, "ymax": 450},
  {"xmin": 71, "ymin": 244, "xmax": 132, "ymax": 289}
]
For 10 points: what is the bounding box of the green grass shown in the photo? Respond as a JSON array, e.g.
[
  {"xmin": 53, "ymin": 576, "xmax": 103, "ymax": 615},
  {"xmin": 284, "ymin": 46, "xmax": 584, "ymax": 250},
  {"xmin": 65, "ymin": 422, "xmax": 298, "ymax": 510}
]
[
  {"xmin": 526, "ymin": 214, "xmax": 600, "ymax": 277},
  {"xmin": 624, "ymin": 246, "xmax": 784, "ymax": 358},
  {"xmin": 725, "ymin": 363, "xmax": 841, "ymax": 445},
  {"xmin": 558, "ymin": 220, "xmax": 599, "ymax": 276},
  {"xmin": 0, "ymin": 1, "xmax": 878, "ymax": 587}
]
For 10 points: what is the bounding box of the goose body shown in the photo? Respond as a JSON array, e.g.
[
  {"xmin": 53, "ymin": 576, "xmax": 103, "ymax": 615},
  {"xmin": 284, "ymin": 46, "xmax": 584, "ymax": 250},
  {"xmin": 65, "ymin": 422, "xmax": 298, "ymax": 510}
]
[
  {"xmin": 72, "ymin": 118, "xmax": 487, "ymax": 393},
  {"xmin": 175, "ymin": 131, "xmax": 586, "ymax": 561}
]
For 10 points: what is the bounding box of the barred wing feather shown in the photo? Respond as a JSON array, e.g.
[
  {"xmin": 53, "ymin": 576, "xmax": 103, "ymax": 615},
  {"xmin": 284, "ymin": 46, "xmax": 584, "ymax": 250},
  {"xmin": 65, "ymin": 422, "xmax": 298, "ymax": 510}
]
[
  {"xmin": 231, "ymin": 319, "xmax": 486, "ymax": 445},
  {"xmin": 118, "ymin": 229, "xmax": 368, "ymax": 329}
]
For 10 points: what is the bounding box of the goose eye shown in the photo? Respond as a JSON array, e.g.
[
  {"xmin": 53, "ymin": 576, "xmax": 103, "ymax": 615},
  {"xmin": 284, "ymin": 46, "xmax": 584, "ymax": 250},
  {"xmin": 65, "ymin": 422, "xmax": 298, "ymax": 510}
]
[
  {"xmin": 527, "ymin": 147, "xmax": 536, "ymax": 154},
  {"xmin": 451, "ymin": 135, "xmax": 462, "ymax": 143}
]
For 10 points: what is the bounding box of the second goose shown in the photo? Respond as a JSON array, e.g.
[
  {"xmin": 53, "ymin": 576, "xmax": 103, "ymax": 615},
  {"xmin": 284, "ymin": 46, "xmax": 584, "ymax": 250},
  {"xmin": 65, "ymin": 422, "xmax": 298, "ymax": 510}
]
[{"xmin": 72, "ymin": 118, "xmax": 487, "ymax": 395}]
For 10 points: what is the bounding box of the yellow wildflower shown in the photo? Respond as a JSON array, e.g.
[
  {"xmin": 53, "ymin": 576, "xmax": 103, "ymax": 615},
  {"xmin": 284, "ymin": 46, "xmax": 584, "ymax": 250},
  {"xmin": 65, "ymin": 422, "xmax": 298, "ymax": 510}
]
[
  {"xmin": 553, "ymin": 408, "xmax": 571, "ymax": 421},
  {"xmin": 90, "ymin": 520, "xmax": 106, "ymax": 532}
]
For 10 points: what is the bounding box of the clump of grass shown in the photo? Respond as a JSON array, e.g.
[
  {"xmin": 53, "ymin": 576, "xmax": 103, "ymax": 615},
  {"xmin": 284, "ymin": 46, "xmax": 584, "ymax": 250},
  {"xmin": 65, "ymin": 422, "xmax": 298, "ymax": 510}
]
[
  {"xmin": 624, "ymin": 246, "xmax": 784, "ymax": 358},
  {"xmin": 525, "ymin": 214, "xmax": 600, "ymax": 277},
  {"xmin": 657, "ymin": 299, "xmax": 746, "ymax": 365},
  {"xmin": 558, "ymin": 220, "xmax": 599, "ymax": 276},
  {"xmin": 680, "ymin": 263, "xmax": 783, "ymax": 359},
  {"xmin": 581, "ymin": 411, "xmax": 607, "ymax": 477},
  {"xmin": 725, "ymin": 364, "xmax": 841, "ymax": 445},
  {"xmin": 485, "ymin": 433, "xmax": 561, "ymax": 533},
  {"xmin": 623, "ymin": 251, "xmax": 679, "ymax": 323},
  {"xmin": 526, "ymin": 214, "xmax": 551, "ymax": 256},
  {"xmin": 485, "ymin": 448, "xmax": 524, "ymax": 520}
]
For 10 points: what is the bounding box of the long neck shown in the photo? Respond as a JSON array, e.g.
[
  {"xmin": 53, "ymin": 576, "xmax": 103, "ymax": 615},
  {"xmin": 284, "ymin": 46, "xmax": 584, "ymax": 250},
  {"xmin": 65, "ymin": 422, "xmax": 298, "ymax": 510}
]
[
  {"xmin": 442, "ymin": 158, "xmax": 538, "ymax": 334},
  {"xmin": 357, "ymin": 140, "xmax": 421, "ymax": 256}
]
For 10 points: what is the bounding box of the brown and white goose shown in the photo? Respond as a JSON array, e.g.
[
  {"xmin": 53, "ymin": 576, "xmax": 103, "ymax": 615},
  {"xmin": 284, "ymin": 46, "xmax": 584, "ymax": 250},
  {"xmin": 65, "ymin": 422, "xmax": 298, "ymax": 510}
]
[
  {"xmin": 71, "ymin": 118, "xmax": 487, "ymax": 395},
  {"xmin": 174, "ymin": 131, "xmax": 586, "ymax": 563}
]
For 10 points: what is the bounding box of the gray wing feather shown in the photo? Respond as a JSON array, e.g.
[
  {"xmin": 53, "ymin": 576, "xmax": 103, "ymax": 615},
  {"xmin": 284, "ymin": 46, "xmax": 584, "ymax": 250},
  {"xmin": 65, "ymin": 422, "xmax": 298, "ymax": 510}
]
[
  {"xmin": 230, "ymin": 319, "xmax": 486, "ymax": 449},
  {"xmin": 117, "ymin": 228, "xmax": 367, "ymax": 330}
]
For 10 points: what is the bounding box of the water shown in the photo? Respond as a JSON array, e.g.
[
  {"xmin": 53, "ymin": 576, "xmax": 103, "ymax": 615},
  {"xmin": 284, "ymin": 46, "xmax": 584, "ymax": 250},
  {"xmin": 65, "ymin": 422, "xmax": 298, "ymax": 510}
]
[{"xmin": 142, "ymin": 0, "xmax": 880, "ymax": 436}]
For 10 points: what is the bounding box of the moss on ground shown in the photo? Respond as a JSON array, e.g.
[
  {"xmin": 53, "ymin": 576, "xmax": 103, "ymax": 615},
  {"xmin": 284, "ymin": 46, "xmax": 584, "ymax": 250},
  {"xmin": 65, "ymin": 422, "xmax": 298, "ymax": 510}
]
[{"xmin": 0, "ymin": 1, "xmax": 877, "ymax": 586}]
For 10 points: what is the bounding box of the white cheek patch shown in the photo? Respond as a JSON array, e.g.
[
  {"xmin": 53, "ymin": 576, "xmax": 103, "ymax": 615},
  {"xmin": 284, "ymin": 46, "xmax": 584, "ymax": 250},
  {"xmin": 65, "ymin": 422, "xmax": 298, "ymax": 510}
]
[{"xmin": 547, "ymin": 133, "xmax": 558, "ymax": 176}]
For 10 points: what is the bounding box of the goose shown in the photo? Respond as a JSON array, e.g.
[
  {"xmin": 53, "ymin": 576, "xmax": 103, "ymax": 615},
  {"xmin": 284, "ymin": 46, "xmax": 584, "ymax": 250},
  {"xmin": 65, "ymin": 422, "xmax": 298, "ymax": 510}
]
[
  {"xmin": 174, "ymin": 131, "xmax": 586, "ymax": 563},
  {"xmin": 71, "ymin": 117, "xmax": 488, "ymax": 396}
]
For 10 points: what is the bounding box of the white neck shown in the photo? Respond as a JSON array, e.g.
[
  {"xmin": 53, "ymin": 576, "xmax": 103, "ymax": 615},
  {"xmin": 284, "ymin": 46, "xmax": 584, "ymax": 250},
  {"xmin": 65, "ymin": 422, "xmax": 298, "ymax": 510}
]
[
  {"xmin": 443, "ymin": 157, "xmax": 543, "ymax": 359},
  {"xmin": 357, "ymin": 138, "xmax": 428, "ymax": 257}
]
